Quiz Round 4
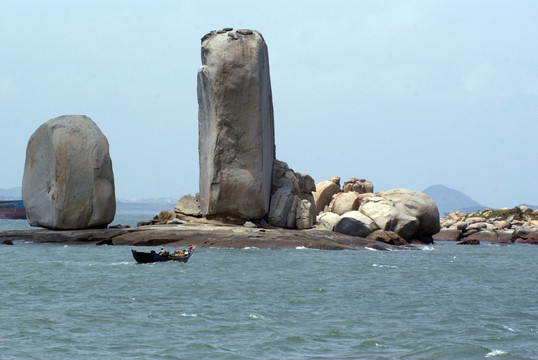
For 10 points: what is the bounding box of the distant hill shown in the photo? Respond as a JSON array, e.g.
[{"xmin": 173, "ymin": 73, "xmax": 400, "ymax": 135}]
[
  {"xmin": 115, "ymin": 198, "xmax": 176, "ymax": 214},
  {"xmin": 518, "ymin": 203, "xmax": 538, "ymax": 210},
  {"xmin": 423, "ymin": 184, "xmax": 488, "ymax": 217},
  {"xmin": 0, "ymin": 186, "xmax": 175, "ymax": 214},
  {"xmin": 0, "ymin": 186, "xmax": 22, "ymax": 200}
]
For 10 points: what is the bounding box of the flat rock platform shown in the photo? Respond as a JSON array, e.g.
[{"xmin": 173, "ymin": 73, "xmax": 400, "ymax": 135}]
[{"xmin": 0, "ymin": 222, "xmax": 398, "ymax": 250}]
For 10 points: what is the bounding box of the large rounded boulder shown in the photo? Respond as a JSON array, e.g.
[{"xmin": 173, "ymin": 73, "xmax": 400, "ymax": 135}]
[
  {"xmin": 312, "ymin": 180, "xmax": 340, "ymax": 214},
  {"xmin": 358, "ymin": 189, "xmax": 440, "ymax": 241},
  {"xmin": 22, "ymin": 115, "xmax": 115, "ymax": 229},
  {"xmin": 334, "ymin": 211, "xmax": 379, "ymax": 237}
]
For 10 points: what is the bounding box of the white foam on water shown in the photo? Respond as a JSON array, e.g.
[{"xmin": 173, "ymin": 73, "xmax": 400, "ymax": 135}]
[
  {"xmin": 248, "ymin": 313, "xmax": 266, "ymax": 320},
  {"xmin": 295, "ymin": 246, "xmax": 306, "ymax": 250},
  {"xmin": 365, "ymin": 247, "xmax": 377, "ymax": 251},
  {"xmin": 502, "ymin": 325, "xmax": 515, "ymax": 332},
  {"xmin": 372, "ymin": 264, "xmax": 398, "ymax": 269},
  {"xmin": 243, "ymin": 247, "xmax": 259, "ymax": 250},
  {"xmin": 485, "ymin": 349, "xmax": 509, "ymax": 357},
  {"xmin": 416, "ymin": 245, "xmax": 435, "ymax": 251},
  {"xmin": 180, "ymin": 313, "xmax": 198, "ymax": 317}
]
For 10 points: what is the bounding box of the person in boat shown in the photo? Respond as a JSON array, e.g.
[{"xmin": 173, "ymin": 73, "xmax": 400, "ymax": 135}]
[
  {"xmin": 173, "ymin": 249, "xmax": 186, "ymax": 257},
  {"xmin": 159, "ymin": 247, "xmax": 169, "ymax": 256}
]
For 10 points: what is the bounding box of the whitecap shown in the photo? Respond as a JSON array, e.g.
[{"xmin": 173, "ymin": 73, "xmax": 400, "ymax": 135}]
[
  {"xmin": 248, "ymin": 313, "xmax": 266, "ymax": 320},
  {"xmin": 243, "ymin": 247, "xmax": 259, "ymax": 250},
  {"xmin": 416, "ymin": 245, "xmax": 434, "ymax": 251},
  {"xmin": 485, "ymin": 349, "xmax": 509, "ymax": 357},
  {"xmin": 502, "ymin": 325, "xmax": 515, "ymax": 332},
  {"xmin": 180, "ymin": 313, "xmax": 198, "ymax": 317},
  {"xmin": 365, "ymin": 247, "xmax": 377, "ymax": 251},
  {"xmin": 295, "ymin": 246, "xmax": 306, "ymax": 250},
  {"xmin": 372, "ymin": 263, "xmax": 398, "ymax": 268}
]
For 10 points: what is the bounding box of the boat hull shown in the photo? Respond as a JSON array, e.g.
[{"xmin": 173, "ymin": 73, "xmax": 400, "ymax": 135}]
[
  {"xmin": 131, "ymin": 247, "xmax": 195, "ymax": 264},
  {"xmin": 0, "ymin": 201, "xmax": 26, "ymax": 219}
]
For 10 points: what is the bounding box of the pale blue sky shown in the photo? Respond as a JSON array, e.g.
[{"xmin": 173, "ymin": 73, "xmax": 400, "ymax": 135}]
[{"xmin": 1, "ymin": 0, "xmax": 537, "ymax": 208}]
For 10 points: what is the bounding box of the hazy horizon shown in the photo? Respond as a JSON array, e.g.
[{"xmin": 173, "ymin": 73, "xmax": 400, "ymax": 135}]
[{"xmin": 1, "ymin": 1, "xmax": 537, "ymax": 208}]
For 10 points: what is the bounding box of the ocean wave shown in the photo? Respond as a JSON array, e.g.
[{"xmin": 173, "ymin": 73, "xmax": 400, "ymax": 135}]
[
  {"xmin": 502, "ymin": 325, "xmax": 515, "ymax": 332},
  {"xmin": 372, "ymin": 264, "xmax": 398, "ymax": 269},
  {"xmin": 416, "ymin": 245, "xmax": 435, "ymax": 251},
  {"xmin": 248, "ymin": 313, "xmax": 267, "ymax": 320},
  {"xmin": 485, "ymin": 349, "xmax": 509, "ymax": 357}
]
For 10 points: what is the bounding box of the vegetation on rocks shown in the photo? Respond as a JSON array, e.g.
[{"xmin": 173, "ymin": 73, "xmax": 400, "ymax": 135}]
[{"xmin": 436, "ymin": 205, "xmax": 538, "ymax": 245}]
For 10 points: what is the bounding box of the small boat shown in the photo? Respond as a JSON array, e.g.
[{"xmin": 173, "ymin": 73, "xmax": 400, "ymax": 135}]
[
  {"xmin": 0, "ymin": 200, "xmax": 26, "ymax": 219},
  {"xmin": 131, "ymin": 245, "xmax": 196, "ymax": 264}
]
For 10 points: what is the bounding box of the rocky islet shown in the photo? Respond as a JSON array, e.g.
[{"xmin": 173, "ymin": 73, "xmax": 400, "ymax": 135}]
[{"xmin": 5, "ymin": 28, "xmax": 535, "ymax": 248}]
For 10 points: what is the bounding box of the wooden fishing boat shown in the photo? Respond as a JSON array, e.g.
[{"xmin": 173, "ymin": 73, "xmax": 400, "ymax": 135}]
[{"xmin": 131, "ymin": 245, "xmax": 196, "ymax": 264}]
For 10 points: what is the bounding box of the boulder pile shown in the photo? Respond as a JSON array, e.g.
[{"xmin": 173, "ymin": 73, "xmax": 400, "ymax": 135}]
[
  {"xmin": 434, "ymin": 207, "xmax": 538, "ymax": 244},
  {"xmin": 314, "ymin": 177, "xmax": 440, "ymax": 245}
]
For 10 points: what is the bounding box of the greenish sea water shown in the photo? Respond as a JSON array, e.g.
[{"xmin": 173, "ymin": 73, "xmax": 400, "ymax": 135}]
[{"xmin": 0, "ymin": 218, "xmax": 537, "ymax": 359}]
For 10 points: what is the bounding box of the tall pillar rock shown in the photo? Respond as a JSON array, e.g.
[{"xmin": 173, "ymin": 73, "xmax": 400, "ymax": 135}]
[
  {"xmin": 197, "ymin": 28, "xmax": 275, "ymax": 219},
  {"xmin": 22, "ymin": 115, "xmax": 116, "ymax": 229}
]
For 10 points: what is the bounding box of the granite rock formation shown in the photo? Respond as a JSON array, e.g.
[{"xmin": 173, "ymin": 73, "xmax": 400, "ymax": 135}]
[
  {"xmin": 175, "ymin": 194, "xmax": 202, "ymax": 217},
  {"xmin": 197, "ymin": 28, "xmax": 274, "ymax": 220},
  {"xmin": 312, "ymin": 180, "xmax": 342, "ymax": 214},
  {"xmin": 334, "ymin": 211, "xmax": 379, "ymax": 237},
  {"xmin": 313, "ymin": 177, "xmax": 440, "ymax": 242},
  {"xmin": 22, "ymin": 115, "xmax": 115, "ymax": 229},
  {"xmin": 268, "ymin": 160, "xmax": 316, "ymax": 229},
  {"xmin": 434, "ymin": 206, "xmax": 538, "ymax": 244},
  {"xmin": 358, "ymin": 189, "xmax": 440, "ymax": 241},
  {"xmin": 343, "ymin": 178, "xmax": 374, "ymax": 194}
]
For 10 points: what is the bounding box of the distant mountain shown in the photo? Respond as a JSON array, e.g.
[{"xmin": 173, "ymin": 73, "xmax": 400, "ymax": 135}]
[
  {"xmin": 0, "ymin": 186, "xmax": 22, "ymax": 200},
  {"xmin": 116, "ymin": 198, "xmax": 176, "ymax": 214},
  {"xmin": 0, "ymin": 186, "xmax": 175, "ymax": 214},
  {"xmin": 423, "ymin": 184, "xmax": 488, "ymax": 217},
  {"xmin": 518, "ymin": 203, "xmax": 538, "ymax": 210}
]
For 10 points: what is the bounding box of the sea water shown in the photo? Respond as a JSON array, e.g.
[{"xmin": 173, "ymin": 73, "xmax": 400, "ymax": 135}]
[{"xmin": 0, "ymin": 219, "xmax": 537, "ymax": 359}]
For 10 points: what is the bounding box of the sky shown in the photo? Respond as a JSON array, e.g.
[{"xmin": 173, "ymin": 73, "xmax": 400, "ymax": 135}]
[{"xmin": 1, "ymin": 0, "xmax": 537, "ymax": 208}]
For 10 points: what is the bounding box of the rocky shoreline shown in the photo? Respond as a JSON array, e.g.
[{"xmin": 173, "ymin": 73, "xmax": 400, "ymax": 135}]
[
  {"xmin": 0, "ymin": 221, "xmax": 401, "ymax": 251},
  {"xmin": 3, "ymin": 206, "xmax": 537, "ymax": 248},
  {"xmin": 433, "ymin": 206, "xmax": 538, "ymax": 245}
]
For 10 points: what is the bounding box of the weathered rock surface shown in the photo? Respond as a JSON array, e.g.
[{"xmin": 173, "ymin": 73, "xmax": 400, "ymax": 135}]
[
  {"xmin": 334, "ymin": 211, "xmax": 378, "ymax": 237},
  {"xmin": 312, "ymin": 180, "xmax": 341, "ymax": 215},
  {"xmin": 268, "ymin": 160, "xmax": 316, "ymax": 229},
  {"xmin": 316, "ymin": 212, "xmax": 341, "ymax": 231},
  {"xmin": 343, "ymin": 178, "xmax": 374, "ymax": 194},
  {"xmin": 358, "ymin": 189, "xmax": 440, "ymax": 241},
  {"xmin": 175, "ymin": 194, "xmax": 202, "ymax": 217},
  {"xmin": 436, "ymin": 207, "xmax": 538, "ymax": 245},
  {"xmin": 329, "ymin": 192, "xmax": 362, "ymax": 215},
  {"xmin": 0, "ymin": 222, "xmax": 398, "ymax": 251},
  {"xmin": 197, "ymin": 28, "xmax": 274, "ymax": 220},
  {"xmin": 432, "ymin": 228, "xmax": 462, "ymax": 242},
  {"xmin": 367, "ymin": 230, "xmax": 408, "ymax": 246},
  {"xmin": 22, "ymin": 115, "xmax": 115, "ymax": 230}
]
